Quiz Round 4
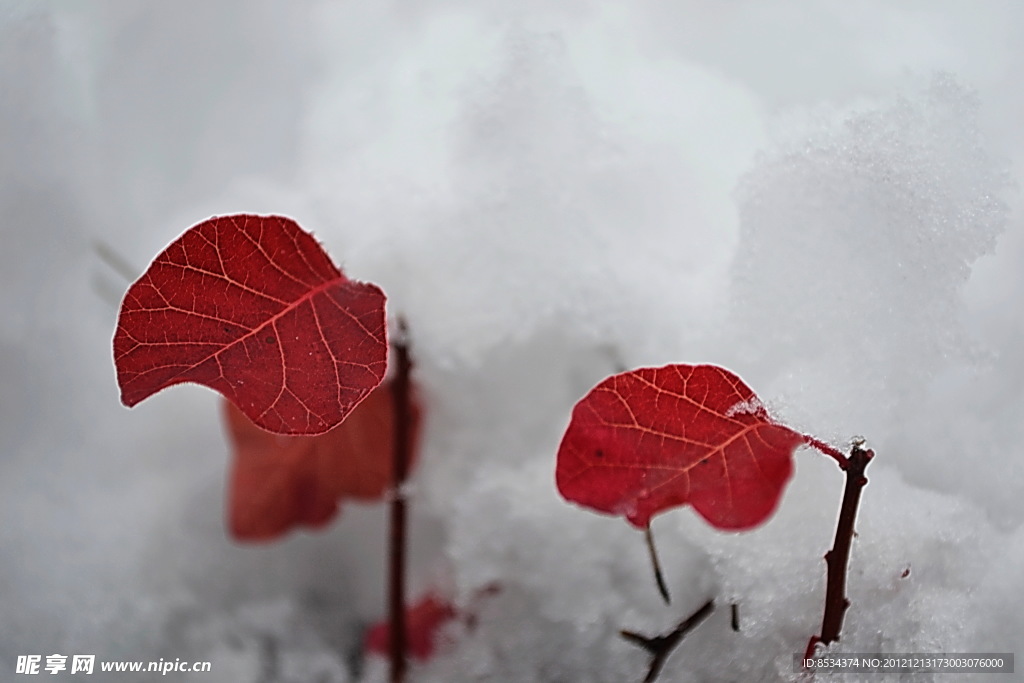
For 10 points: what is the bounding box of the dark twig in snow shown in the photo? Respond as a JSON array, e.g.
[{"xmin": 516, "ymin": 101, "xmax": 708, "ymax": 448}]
[
  {"xmin": 388, "ymin": 320, "xmax": 414, "ymax": 683},
  {"xmin": 621, "ymin": 599, "xmax": 715, "ymax": 683},
  {"xmin": 644, "ymin": 525, "xmax": 671, "ymax": 604},
  {"xmin": 805, "ymin": 440, "xmax": 874, "ymax": 660}
]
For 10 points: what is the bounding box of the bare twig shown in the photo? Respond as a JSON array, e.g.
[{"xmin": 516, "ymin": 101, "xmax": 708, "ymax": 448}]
[
  {"xmin": 388, "ymin": 320, "xmax": 414, "ymax": 683},
  {"xmin": 621, "ymin": 599, "xmax": 715, "ymax": 683},
  {"xmin": 805, "ymin": 440, "xmax": 874, "ymax": 658},
  {"xmin": 644, "ymin": 526, "xmax": 671, "ymax": 604},
  {"xmin": 93, "ymin": 240, "xmax": 139, "ymax": 282},
  {"xmin": 91, "ymin": 240, "xmax": 138, "ymax": 308}
]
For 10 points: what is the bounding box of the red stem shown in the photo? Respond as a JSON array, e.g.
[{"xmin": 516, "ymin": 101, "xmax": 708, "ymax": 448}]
[
  {"xmin": 804, "ymin": 435, "xmax": 850, "ymax": 469},
  {"xmin": 388, "ymin": 323, "xmax": 413, "ymax": 683},
  {"xmin": 808, "ymin": 443, "xmax": 873, "ymax": 656}
]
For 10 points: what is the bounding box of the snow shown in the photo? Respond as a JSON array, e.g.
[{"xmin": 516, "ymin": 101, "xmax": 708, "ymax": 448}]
[{"xmin": 3, "ymin": 2, "xmax": 1024, "ymax": 681}]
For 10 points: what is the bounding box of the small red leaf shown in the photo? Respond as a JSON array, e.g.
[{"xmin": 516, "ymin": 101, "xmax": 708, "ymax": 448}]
[
  {"xmin": 114, "ymin": 214, "xmax": 387, "ymax": 435},
  {"xmin": 365, "ymin": 593, "xmax": 457, "ymax": 661},
  {"xmin": 224, "ymin": 377, "xmax": 422, "ymax": 541},
  {"xmin": 557, "ymin": 364, "xmax": 809, "ymax": 530}
]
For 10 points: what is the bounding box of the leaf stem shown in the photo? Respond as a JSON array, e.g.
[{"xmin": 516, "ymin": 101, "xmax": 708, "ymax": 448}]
[
  {"xmin": 803, "ymin": 435, "xmax": 850, "ymax": 469},
  {"xmin": 621, "ymin": 599, "xmax": 714, "ymax": 683},
  {"xmin": 644, "ymin": 526, "xmax": 671, "ymax": 604},
  {"xmin": 388, "ymin": 320, "xmax": 413, "ymax": 683},
  {"xmin": 807, "ymin": 442, "xmax": 873, "ymax": 657}
]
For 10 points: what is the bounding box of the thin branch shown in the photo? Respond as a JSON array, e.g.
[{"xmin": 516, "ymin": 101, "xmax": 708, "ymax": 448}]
[
  {"xmin": 93, "ymin": 240, "xmax": 139, "ymax": 282},
  {"xmin": 803, "ymin": 434, "xmax": 850, "ymax": 469},
  {"xmin": 644, "ymin": 526, "xmax": 671, "ymax": 604},
  {"xmin": 807, "ymin": 441, "xmax": 874, "ymax": 658},
  {"xmin": 621, "ymin": 599, "xmax": 715, "ymax": 683},
  {"xmin": 388, "ymin": 320, "xmax": 413, "ymax": 683},
  {"xmin": 91, "ymin": 240, "xmax": 139, "ymax": 308}
]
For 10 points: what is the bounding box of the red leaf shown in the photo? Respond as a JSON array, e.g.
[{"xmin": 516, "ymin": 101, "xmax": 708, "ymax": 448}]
[
  {"xmin": 114, "ymin": 214, "xmax": 387, "ymax": 435},
  {"xmin": 556, "ymin": 364, "xmax": 813, "ymax": 530},
  {"xmin": 365, "ymin": 593, "xmax": 457, "ymax": 661},
  {"xmin": 224, "ymin": 377, "xmax": 422, "ymax": 541}
]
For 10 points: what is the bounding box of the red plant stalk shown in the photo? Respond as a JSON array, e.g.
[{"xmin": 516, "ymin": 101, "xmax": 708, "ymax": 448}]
[
  {"xmin": 806, "ymin": 441, "xmax": 874, "ymax": 659},
  {"xmin": 388, "ymin": 322, "xmax": 414, "ymax": 683}
]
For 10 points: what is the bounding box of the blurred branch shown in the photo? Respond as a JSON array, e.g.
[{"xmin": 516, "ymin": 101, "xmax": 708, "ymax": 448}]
[
  {"xmin": 388, "ymin": 319, "xmax": 413, "ymax": 683},
  {"xmin": 93, "ymin": 239, "xmax": 138, "ymax": 282},
  {"xmin": 91, "ymin": 240, "xmax": 138, "ymax": 309}
]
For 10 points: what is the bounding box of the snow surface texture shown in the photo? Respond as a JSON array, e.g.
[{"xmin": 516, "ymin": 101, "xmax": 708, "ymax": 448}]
[{"xmin": 2, "ymin": 2, "xmax": 1023, "ymax": 681}]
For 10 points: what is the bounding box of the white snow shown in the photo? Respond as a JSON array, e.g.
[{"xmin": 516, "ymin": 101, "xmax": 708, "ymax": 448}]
[{"xmin": 2, "ymin": 2, "xmax": 1023, "ymax": 681}]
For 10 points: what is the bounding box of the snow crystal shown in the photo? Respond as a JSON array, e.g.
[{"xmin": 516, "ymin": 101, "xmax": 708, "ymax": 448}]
[
  {"xmin": 724, "ymin": 396, "xmax": 766, "ymax": 418},
  {"xmin": 728, "ymin": 74, "xmax": 1011, "ymax": 450}
]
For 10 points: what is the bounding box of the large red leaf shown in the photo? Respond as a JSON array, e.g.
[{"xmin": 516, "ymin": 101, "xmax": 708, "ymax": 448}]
[
  {"xmin": 114, "ymin": 214, "xmax": 387, "ymax": 435},
  {"xmin": 224, "ymin": 377, "xmax": 422, "ymax": 541},
  {"xmin": 556, "ymin": 364, "xmax": 821, "ymax": 531}
]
